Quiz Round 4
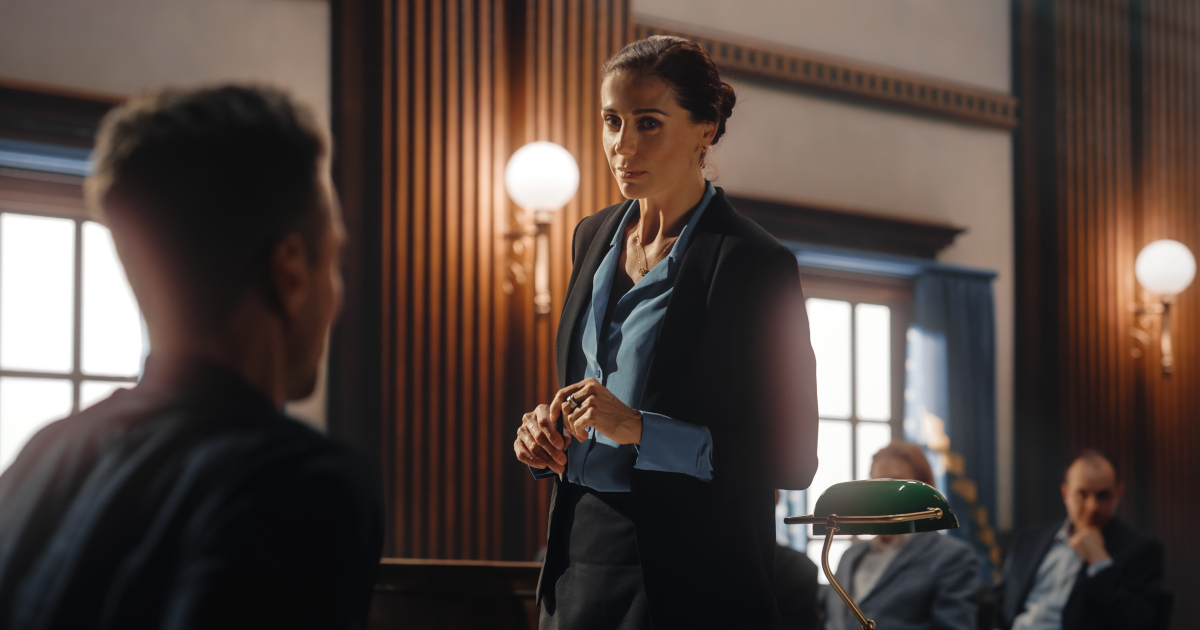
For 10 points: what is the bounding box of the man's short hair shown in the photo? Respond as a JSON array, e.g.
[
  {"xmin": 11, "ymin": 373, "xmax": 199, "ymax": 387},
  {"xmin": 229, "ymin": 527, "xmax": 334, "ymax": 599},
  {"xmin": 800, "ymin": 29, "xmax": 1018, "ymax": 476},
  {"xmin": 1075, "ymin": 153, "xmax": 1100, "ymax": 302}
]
[
  {"xmin": 871, "ymin": 440, "xmax": 936, "ymax": 486},
  {"xmin": 1065, "ymin": 448, "xmax": 1119, "ymax": 482},
  {"xmin": 87, "ymin": 85, "xmax": 328, "ymax": 330}
]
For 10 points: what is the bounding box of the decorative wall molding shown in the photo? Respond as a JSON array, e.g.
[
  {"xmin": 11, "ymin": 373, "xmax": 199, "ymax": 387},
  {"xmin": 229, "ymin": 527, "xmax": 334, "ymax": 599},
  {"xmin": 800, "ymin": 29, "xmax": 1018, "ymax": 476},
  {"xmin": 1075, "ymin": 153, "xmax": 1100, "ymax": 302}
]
[
  {"xmin": 728, "ymin": 194, "xmax": 964, "ymax": 259},
  {"xmin": 633, "ymin": 17, "xmax": 1019, "ymax": 130}
]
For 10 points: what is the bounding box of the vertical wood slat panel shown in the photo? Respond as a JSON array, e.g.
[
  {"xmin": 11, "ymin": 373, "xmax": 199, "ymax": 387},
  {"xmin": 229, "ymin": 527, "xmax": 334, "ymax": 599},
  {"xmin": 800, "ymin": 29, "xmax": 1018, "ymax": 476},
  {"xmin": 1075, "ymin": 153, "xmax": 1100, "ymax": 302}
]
[
  {"xmin": 1140, "ymin": 1, "xmax": 1200, "ymax": 624},
  {"xmin": 378, "ymin": 0, "xmax": 628, "ymax": 560},
  {"xmin": 459, "ymin": 0, "xmax": 477, "ymax": 559},
  {"xmin": 1054, "ymin": 0, "xmax": 1138, "ymax": 480},
  {"xmin": 489, "ymin": 0, "xmax": 505, "ymax": 560},
  {"xmin": 1016, "ymin": 2, "xmax": 1198, "ymax": 625},
  {"xmin": 386, "ymin": 0, "xmax": 508, "ymax": 559},
  {"xmin": 512, "ymin": 0, "xmax": 631, "ymax": 560}
]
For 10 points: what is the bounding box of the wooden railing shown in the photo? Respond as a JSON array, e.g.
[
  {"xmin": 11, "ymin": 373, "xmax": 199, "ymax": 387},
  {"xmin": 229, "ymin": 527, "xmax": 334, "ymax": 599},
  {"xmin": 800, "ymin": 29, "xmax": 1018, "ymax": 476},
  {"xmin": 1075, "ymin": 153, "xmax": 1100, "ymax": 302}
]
[{"xmin": 370, "ymin": 558, "xmax": 542, "ymax": 630}]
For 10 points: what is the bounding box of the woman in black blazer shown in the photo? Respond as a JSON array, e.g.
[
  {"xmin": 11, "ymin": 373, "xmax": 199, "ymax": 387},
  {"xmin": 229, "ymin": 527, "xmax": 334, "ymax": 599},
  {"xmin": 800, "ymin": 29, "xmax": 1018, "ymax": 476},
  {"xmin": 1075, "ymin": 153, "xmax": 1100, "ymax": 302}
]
[{"xmin": 514, "ymin": 35, "xmax": 820, "ymax": 630}]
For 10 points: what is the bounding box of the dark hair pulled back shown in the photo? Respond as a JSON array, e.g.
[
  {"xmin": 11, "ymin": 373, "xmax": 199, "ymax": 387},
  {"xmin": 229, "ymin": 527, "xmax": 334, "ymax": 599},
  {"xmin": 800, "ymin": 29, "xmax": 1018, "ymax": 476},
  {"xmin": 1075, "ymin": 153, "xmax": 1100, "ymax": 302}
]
[{"xmin": 604, "ymin": 35, "xmax": 736, "ymax": 145}]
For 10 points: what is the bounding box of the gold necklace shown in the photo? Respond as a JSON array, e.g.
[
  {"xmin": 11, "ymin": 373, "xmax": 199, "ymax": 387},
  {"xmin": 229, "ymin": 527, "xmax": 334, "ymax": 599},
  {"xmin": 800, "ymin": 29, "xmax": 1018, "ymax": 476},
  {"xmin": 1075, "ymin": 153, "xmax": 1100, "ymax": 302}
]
[{"xmin": 633, "ymin": 225, "xmax": 677, "ymax": 278}]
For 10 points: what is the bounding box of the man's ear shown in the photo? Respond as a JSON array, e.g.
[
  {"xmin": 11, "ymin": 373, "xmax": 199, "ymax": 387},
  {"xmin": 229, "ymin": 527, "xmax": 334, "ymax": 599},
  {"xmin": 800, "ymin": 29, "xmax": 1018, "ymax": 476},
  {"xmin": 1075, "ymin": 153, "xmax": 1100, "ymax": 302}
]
[
  {"xmin": 1113, "ymin": 481, "xmax": 1126, "ymax": 503},
  {"xmin": 1061, "ymin": 482, "xmax": 1070, "ymax": 505},
  {"xmin": 268, "ymin": 233, "xmax": 310, "ymax": 320}
]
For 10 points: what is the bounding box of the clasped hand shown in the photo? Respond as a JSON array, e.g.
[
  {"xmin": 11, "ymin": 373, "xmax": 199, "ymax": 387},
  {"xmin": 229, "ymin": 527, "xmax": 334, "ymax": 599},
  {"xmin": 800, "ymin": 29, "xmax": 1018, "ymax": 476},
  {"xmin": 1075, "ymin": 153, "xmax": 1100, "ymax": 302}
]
[
  {"xmin": 1067, "ymin": 526, "xmax": 1111, "ymax": 565},
  {"xmin": 512, "ymin": 378, "xmax": 643, "ymax": 475}
]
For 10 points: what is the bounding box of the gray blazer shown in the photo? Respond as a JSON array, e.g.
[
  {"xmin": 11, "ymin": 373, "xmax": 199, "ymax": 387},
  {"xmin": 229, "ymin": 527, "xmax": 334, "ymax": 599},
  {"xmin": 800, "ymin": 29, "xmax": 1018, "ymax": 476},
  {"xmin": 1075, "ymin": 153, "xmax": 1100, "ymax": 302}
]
[{"xmin": 822, "ymin": 532, "xmax": 979, "ymax": 630}]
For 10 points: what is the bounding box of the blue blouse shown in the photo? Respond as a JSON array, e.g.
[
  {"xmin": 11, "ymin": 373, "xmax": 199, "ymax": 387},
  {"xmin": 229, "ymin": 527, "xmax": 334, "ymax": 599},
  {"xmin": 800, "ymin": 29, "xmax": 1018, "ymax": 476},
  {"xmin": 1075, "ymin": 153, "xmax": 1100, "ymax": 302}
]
[{"xmin": 532, "ymin": 183, "xmax": 716, "ymax": 492}]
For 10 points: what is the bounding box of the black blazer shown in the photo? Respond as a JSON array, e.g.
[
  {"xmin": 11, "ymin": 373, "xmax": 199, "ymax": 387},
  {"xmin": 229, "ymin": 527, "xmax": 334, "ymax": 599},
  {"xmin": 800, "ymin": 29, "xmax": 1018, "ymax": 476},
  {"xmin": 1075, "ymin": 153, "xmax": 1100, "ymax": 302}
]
[
  {"xmin": 537, "ymin": 188, "xmax": 820, "ymax": 629},
  {"xmin": 995, "ymin": 518, "xmax": 1164, "ymax": 630}
]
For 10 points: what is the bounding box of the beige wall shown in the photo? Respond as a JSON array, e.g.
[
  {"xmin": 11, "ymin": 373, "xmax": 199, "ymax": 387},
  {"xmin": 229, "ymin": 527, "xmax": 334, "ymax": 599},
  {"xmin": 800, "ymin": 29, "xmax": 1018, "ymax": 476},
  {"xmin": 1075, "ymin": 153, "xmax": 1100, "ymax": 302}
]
[
  {"xmin": 636, "ymin": 0, "xmax": 1016, "ymax": 530},
  {"xmin": 0, "ymin": 0, "xmax": 331, "ymax": 428},
  {"xmin": 0, "ymin": 0, "xmax": 329, "ymax": 117}
]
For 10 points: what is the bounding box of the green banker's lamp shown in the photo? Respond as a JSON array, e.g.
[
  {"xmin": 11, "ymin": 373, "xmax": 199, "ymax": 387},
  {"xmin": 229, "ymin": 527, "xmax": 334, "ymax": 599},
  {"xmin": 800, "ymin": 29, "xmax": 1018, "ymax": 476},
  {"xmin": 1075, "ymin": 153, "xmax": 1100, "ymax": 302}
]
[{"xmin": 785, "ymin": 479, "xmax": 960, "ymax": 630}]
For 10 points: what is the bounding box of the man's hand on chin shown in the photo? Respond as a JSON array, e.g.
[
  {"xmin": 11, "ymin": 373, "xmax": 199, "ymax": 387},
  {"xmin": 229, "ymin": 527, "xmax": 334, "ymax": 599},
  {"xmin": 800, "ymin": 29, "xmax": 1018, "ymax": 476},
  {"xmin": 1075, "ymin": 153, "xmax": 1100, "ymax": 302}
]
[{"xmin": 1068, "ymin": 526, "xmax": 1111, "ymax": 565}]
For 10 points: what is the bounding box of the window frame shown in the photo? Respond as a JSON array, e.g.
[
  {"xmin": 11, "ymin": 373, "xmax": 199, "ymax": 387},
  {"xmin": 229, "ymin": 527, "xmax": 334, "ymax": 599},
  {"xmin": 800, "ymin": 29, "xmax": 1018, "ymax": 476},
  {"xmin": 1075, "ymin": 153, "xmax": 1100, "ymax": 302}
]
[
  {"xmin": 0, "ymin": 168, "xmax": 139, "ymax": 417},
  {"xmin": 800, "ymin": 267, "xmax": 912, "ymax": 479}
]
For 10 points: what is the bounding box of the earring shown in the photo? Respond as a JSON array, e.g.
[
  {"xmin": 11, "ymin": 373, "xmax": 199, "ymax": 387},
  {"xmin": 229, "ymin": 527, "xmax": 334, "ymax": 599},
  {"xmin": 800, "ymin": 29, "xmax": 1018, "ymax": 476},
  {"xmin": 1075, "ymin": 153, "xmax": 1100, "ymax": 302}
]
[{"xmin": 699, "ymin": 146, "xmax": 708, "ymax": 168}]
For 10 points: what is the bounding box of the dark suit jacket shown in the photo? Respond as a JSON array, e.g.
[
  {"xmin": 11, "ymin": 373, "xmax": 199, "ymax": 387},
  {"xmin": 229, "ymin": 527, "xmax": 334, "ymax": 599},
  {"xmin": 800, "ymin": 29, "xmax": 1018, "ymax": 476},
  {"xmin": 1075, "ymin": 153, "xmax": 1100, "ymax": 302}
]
[
  {"xmin": 996, "ymin": 518, "xmax": 1164, "ymax": 630},
  {"xmin": 538, "ymin": 188, "xmax": 820, "ymax": 629},
  {"xmin": 0, "ymin": 358, "xmax": 383, "ymax": 630},
  {"xmin": 822, "ymin": 532, "xmax": 978, "ymax": 630}
]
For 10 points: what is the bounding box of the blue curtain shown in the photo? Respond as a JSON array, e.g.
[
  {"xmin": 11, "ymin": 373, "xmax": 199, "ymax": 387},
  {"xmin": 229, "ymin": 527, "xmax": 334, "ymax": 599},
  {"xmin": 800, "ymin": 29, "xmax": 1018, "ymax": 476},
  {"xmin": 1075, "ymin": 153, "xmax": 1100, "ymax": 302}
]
[{"xmin": 905, "ymin": 269, "xmax": 998, "ymax": 582}]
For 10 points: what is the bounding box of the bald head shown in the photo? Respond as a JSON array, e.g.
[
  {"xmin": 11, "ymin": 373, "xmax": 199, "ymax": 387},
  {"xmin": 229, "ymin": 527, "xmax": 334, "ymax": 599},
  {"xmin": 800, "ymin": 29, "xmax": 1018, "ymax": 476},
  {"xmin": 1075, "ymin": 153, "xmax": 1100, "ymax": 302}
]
[{"xmin": 1061, "ymin": 451, "xmax": 1123, "ymax": 531}]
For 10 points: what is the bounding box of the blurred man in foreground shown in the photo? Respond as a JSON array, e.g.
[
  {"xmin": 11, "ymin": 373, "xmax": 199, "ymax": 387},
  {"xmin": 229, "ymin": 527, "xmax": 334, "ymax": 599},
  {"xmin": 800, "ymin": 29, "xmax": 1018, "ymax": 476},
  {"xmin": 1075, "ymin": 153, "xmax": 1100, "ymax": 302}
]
[
  {"xmin": 996, "ymin": 450, "xmax": 1164, "ymax": 630},
  {"xmin": 0, "ymin": 86, "xmax": 382, "ymax": 629}
]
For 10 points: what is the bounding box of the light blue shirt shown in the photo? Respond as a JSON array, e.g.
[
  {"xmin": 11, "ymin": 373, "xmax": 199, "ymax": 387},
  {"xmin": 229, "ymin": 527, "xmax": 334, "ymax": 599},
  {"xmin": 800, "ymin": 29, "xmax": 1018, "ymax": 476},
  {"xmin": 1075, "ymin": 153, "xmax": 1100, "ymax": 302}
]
[
  {"xmin": 532, "ymin": 183, "xmax": 716, "ymax": 492},
  {"xmin": 1012, "ymin": 520, "xmax": 1115, "ymax": 630}
]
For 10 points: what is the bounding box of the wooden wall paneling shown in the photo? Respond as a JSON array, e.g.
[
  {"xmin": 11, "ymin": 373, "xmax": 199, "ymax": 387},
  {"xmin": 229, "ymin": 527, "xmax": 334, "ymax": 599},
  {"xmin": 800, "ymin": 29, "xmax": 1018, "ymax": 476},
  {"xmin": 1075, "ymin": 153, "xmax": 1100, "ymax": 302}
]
[
  {"xmin": 1140, "ymin": 0, "xmax": 1200, "ymax": 621},
  {"xmin": 334, "ymin": 0, "xmax": 629, "ymax": 561},
  {"xmin": 330, "ymin": 0, "xmax": 388, "ymax": 550},
  {"xmin": 460, "ymin": 0, "xmax": 478, "ymax": 560},
  {"xmin": 1015, "ymin": 0, "xmax": 1199, "ymax": 624},
  {"xmin": 382, "ymin": 0, "xmax": 401, "ymax": 557},
  {"xmin": 509, "ymin": 0, "xmax": 631, "ymax": 560},
  {"xmin": 369, "ymin": 559, "xmax": 542, "ymax": 629},
  {"xmin": 484, "ymin": 0, "xmax": 508, "ymax": 559},
  {"xmin": 1054, "ymin": 0, "xmax": 1140, "ymax": 519},
  {"xmin": 375, "ymin": 0, "xmax": 513, "ymax": 560},
  {"xmin": 1013, "ymin": 0, "xmax": 1067, "ymax": 529}
]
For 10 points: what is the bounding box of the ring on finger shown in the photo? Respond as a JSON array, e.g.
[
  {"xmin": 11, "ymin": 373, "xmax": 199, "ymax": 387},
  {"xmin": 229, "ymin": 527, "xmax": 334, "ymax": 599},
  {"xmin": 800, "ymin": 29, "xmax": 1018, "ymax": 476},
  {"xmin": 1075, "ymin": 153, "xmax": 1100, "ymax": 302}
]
[{"xmin": 567, "ymin": 393, "xmax": 581, "ymax": 410}]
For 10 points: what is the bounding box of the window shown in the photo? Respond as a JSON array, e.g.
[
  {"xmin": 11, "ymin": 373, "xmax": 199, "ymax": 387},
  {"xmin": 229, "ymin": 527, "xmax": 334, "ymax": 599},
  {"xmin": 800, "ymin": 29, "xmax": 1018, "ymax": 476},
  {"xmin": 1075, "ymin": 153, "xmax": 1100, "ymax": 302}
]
[
  {"xmin": 776, "ymin": 271, "xmax": 910, "ymax": 582},
  {"xmin": 0, "ymin": 170, "xmax": 144, "ymax": 474}
]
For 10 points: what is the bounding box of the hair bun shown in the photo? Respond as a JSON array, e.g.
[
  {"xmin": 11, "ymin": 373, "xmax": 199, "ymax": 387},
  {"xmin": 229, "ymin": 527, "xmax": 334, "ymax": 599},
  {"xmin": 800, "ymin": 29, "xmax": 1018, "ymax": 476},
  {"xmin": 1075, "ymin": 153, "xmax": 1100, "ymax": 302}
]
[
  {"xmin": 712, "ymin": 82, "xmax": 737, "ymax": 145},
  {"xmin": 719, "ymin": 82, "xmax": 737, "ymax": 119}
]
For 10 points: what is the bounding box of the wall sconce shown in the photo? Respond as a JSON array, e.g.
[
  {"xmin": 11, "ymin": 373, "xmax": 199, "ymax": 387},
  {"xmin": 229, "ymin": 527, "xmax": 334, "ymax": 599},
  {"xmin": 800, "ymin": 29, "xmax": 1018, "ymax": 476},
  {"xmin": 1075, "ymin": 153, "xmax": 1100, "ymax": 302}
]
[
  {"xmin": 1133, "ymin": 239, "xmax": 1196, "ymax": 374},
  {"xmin": 504, "ymin": 141, "xmax": 579, "ymax": 315}
]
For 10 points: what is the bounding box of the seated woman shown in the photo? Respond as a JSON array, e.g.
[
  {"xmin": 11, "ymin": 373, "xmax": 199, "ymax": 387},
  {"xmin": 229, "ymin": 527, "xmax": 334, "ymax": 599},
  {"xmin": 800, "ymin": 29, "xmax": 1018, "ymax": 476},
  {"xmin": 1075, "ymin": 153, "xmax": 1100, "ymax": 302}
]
[{"xmin": 822, "ymin": 441, "xmax": 980, "ymax": 630}]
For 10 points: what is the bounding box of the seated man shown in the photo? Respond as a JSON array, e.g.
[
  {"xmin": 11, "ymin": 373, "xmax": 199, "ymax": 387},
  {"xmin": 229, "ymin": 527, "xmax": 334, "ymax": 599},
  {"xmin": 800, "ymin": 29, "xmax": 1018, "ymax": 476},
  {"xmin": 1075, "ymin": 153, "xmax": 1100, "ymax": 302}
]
[
  {"xmin": 822, "ymin": 441, "xmax": 979, "ymax": 630},
  {"xmin": 0, "ymin": 86, "xmax": 382, "ymax": 629},
  {"xmin": 996, "ymin": 450, "xmax": 1164, "ymax": 630}
]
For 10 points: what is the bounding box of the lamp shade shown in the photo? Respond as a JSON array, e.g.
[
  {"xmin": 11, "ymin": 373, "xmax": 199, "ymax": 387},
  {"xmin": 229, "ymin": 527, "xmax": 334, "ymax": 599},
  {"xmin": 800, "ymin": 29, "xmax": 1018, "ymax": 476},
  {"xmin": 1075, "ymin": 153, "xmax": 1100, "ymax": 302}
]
[
  {"xmin": 810, "ymin": 479, "xmax": 959, "ymax": 536},
  {"xmin": 1135, "ymin": 239, "xmax": 1196, "ymax": 296},
  {"xmin": 504, "ymin": 141, "xmax": 580, "ymax": 212}
]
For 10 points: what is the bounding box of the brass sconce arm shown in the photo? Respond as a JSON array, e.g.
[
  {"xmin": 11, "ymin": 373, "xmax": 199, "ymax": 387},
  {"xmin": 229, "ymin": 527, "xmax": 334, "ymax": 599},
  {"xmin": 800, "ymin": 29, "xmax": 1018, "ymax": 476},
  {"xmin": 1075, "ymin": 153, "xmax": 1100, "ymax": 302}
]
[{"xmin": 1131, "ymin": 297, "xmax": 1176, "ymax": 375}]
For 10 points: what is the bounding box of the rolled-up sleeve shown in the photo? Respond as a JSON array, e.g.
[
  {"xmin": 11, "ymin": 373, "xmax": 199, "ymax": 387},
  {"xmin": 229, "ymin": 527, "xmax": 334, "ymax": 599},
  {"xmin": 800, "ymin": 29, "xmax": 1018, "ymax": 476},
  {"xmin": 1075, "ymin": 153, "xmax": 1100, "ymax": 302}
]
[{"xmin": 632, "ymin": 412, "xmax": 713, "ymax": 482}]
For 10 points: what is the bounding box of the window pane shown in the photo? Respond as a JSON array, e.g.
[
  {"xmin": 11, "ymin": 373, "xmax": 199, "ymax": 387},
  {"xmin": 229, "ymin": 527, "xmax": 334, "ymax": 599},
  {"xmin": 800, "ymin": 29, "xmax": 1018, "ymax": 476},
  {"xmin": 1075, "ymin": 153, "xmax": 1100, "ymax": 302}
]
[
  {"xmin": 785, "ymin": 490, "xmax": 809, "ymax": 548},
  {"xmin": 81, "ymin": 222, "xmax": 144, "ymax": 377},
  {"xmin": 0, "ymin": 377, "xmax": 72, "ymax": 472},
  {"xmin": 855, "ymin": 303, "xmax": 890, "ymax": 421},
  {"xmin": 0, "ymin": 214, "xmax": 75, "ymax": 372},
  {"xmin": 807, "ymin": 538, "xmax": 851, "ymax": 585},
  {"xmin": 81, "ymin": 380, "xmax": 130, "ymax": 411},
  {"xmin": 808, "ymin": 419, "xmax": 852, "ymax": 515},
  {"xmin": 856, "ymin": 421, "xmax": 893, "ymax": 481},
  {"xmin": 806, "ymin": 298, "xmax": 851, "ymax": 419}
]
